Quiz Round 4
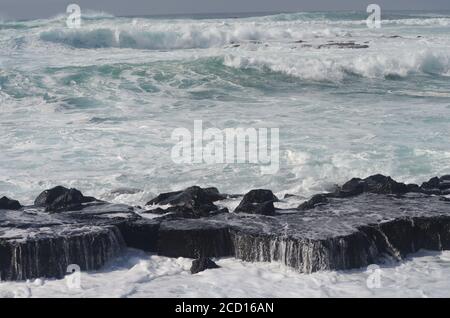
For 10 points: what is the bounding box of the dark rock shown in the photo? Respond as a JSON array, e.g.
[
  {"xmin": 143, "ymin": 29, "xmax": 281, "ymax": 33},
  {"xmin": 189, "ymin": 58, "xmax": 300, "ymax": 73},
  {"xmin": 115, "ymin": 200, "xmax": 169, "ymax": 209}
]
[
  {"xmin": 298, "ymin": 194, "xmax": 330, "ymax": 210},
  {"xmin": 339, "ymin": 178, "xmax": 365, "ymax": 197},
  {"xmin": 110, "ymin": 187, "xmax": 142, "ymax": 195},
  {"xmin": 190, "ymin": 257, "xmax": 220, "ymax": 274},
  {"xmin": 363, "ymin": 174, "xmax": 408, "ymax": 195},
  {"xmin": 0, "ymin": 202, "xmax": 138, "ymax": 281},
  {"xmin": 407, "ymin": 184, "xmax": 420, "ymax": 193},
  {"xmin": 147, "ymin": 186, "xmax": 225, "ymax": 206},
  {"xmin": 117, "ymin": 219, "xmax": 160, "ymax": 252},
  {"xmin": 237, "ymin": 189, "xmax": 279, "ymax": 203},
  {"xmin": 421, "ymin": 177, "xmax": 440, "ymax": 190},
  {"xmin": 234, "ymin": 189, "xmax": 278, "ymax": 216},
  {"xmin": 337, "ymin": 174, "xmax": 408, "ymax": 197},
  {"xmin": 0, "ymin": 196, "xmax": 22, "ymax": 210},
  {"xmin": 34, "ymin": 186, "xmax": 97, "ymax": 212},
  {"xmin": 146, "ymin": 186, "xmax": 227, "ymax": 218},
  {"xmin": 224, "ymin": 193, "xmax": 450, "ymax": 273},
  {"xmin": 419, "ymin": 176, "xmax": 450, "ymax": 195},
  {"xmin": 245, "ymin": 201, "xmax": 276, "ymax": 216},
  {"xmin": 157, "ymin": 219, "xmax": 233, "ymax": 258},
  {"xmin": 318, "ymin": 42, "xmax": 369, "ymax": 49},
  {"xmin": 439, "ymin": 181, "xmax": 450, "ymax": 191},
  {"xmin": 421, "ymin": 188, "xmax": 442, "ymax": 195}
]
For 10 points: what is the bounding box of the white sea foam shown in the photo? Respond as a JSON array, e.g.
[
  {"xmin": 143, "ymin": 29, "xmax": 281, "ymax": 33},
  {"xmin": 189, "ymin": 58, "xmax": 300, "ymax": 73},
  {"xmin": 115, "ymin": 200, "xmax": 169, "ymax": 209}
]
[
  {"xmin": 223, "ymin": 49, "xmax": 450, "ymax": 80},
  {"xmin": 1, "ymin": 249, "xmax": 450, "ymax": 298}
]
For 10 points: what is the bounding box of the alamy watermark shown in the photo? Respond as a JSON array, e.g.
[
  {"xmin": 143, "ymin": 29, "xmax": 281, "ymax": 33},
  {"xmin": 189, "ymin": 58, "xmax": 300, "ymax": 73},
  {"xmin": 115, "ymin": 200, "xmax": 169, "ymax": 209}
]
[
  {"xmin": 366, "ymin": 264, "xmax": 382, "ymax": 289},
  {"xmin": 171, "ymin": 120, "xmax": 279, "ymax": 175},
  {"xmin": 366, "ymin": 4, "xmax": 381, "ymax": 29},
  {"xmin": 66, "ymin": 264, "xmax": 82, "ymax": 290},
  {"xmin": 65, "ymin": 4, "xmax": 381, "ymax": 30},
  {"xmin": 66, "ymin": 4, "xmax": 82, "ymax": 28}
]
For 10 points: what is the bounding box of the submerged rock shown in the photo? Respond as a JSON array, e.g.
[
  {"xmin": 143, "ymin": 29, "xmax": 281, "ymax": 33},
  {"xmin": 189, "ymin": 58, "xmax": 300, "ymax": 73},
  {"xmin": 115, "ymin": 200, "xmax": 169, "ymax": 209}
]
[
  {"xmin": 34, "ymin": 186, "xmax": 98, "ymax": 212},
  {"xmin": 0, "ymin": 196, "xmax": 22, "ymax": 210},
  {"xmin": 190, "ymin": 257, "xmax": 220, "ymax": 274},
  {"xmin": 318, "ymin": 42, "xmax": 369, "ymax": 49},
  {"xmin": 234, "ymin": 189, "xmax": 278, "ymax": 216}
]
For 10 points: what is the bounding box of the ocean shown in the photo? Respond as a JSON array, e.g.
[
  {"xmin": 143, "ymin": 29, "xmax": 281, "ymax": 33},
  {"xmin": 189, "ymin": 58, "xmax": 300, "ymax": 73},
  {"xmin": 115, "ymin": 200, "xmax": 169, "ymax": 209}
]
[{"xmin": 1, "ymin": 10, "xmax": 450, "ymax": 297}]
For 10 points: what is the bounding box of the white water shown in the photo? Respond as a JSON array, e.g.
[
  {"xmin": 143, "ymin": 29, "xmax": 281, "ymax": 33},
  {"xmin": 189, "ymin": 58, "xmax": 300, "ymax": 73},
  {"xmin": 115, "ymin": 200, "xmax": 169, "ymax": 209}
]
[
  {"xmin": 1, "ymin": 10, "xmax": 450, "ymax": 297},
  {"xmin": 1, "ymin": 11, "xmax": 450, "ymax": 206},
  {"xmin": 1, "ymin": 249, "xmax": 450, "ymax": 298}
]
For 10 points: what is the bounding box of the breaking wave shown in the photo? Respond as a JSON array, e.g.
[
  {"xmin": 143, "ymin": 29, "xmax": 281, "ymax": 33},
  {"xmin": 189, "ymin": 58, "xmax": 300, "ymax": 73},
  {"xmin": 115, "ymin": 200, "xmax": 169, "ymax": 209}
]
[
  {"xmin": 223, "ymin": 50, "xmax": 450, "ymax": 81},
  {"xmin": 39, "ymin": 25, "xmax": 306, "ymax": 50}
]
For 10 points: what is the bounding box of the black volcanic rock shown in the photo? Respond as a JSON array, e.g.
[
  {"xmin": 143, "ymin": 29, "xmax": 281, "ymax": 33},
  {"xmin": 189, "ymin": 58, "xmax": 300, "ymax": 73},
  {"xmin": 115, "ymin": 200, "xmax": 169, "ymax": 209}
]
[
  {"xmin": 338, "ymin": 174, "xmax": 408, "ymax": 197},
  {"xmin": 190, "ymin": 257, "xmax": 220, "ymax": 274},
  {"xmin": 420, "ymin": 176, "xmax": 450, "ymax": 195},
  {"xmin": 157, "ymin": 219, "xmax": 233, "ymax": 258},
  {"xmin": 0, "ymin": 202, "xmax": 136, "ymax": 281},
  {"xmin": 0, "ymin": 196, "xmax": 22, "ymax": 210},
  {"xmin": 117, "ymin": 219, "xmax": 160, "ymax": 252},
  {"xmin": 318, "ymin": 42, "xmax": 369, "ymax": 49},
  {"xmin": 298, "ymin": 194, "xmax": 330, "ymax": 210},
  {"xmin": 363, "ymin": 174, "xmax": 408, "ymax": 195},
  {"xmin": 339, "ymin": 178, "xmax": 365, "ymax": 197},
  {"xmin": 146, "ymin": 186, "xmax": 226, "ymax": 218},
  {"xmin": 34, "ymin": 186, "xmax": 97, "ymax": 212},
  {"xmin": 234, "ymin": 189, "xmax": 278, "ymax": 215},
  {"xmin": 147, "ymin": 186, "xmax": 225, "ymax": 206}
]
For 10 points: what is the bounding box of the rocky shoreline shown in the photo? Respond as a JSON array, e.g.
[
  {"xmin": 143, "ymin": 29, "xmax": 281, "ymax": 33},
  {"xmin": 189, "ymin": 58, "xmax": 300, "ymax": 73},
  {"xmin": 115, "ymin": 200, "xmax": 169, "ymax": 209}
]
[{"xmin": 1, "ymin": 174, "xmax": 450, "ymax": 281}]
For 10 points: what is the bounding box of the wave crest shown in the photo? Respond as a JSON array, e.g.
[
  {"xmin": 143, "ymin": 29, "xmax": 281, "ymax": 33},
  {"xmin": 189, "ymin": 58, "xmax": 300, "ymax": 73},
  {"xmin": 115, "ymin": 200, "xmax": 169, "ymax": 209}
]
[{"xmin": 223, "ymin": 50, "xmax": 450, "ymax": 81}]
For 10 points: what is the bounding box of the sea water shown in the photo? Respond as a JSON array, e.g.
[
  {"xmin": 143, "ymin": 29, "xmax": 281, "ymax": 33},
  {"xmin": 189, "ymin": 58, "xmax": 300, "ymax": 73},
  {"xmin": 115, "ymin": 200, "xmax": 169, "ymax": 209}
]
[{"xmin": 1, "ymin": 10, "xmax": 450, "ymax": 297}]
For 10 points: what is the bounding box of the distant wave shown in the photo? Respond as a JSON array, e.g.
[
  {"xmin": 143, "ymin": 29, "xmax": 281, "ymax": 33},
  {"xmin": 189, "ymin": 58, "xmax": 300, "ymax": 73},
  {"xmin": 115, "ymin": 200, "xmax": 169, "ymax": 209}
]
[
  {"xmin": 223, "ymin": 50, "xmax": 450, "ymax": 81},
  {"xmin": 39, "ymin": 25, "xmax": 304, "ymax": 50}
]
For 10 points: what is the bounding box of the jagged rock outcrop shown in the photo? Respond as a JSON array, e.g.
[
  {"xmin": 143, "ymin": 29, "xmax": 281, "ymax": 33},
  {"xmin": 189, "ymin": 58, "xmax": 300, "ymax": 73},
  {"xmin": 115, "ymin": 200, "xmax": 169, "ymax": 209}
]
[
  {"xmin": 190, "ymin": 257, "xmax": 220, "ymax": 274},
  {"xmin": 338, "ymin": 174, "xmax": 409, "ymax": 197},
  {"xmin": 145, "ymin": 186, "xmax": 227, "ymax": 218},
  {"xmin": 0, "ymin": 196, "xmax": 22, "ymax": 210},
  {"xmin": 234, "ymin": 189, "xmax": 279, "ymax": 215},
  {"xmin": 34, "ymin": 186, "xmax": 98, "ymax": 212},
  {"xmin": 421, "ymin": 176, "xmax": 450, "ymax": 195},
  {"xmin": 299, "ymin": 174, "xmax": 412, "ymax": 209}
]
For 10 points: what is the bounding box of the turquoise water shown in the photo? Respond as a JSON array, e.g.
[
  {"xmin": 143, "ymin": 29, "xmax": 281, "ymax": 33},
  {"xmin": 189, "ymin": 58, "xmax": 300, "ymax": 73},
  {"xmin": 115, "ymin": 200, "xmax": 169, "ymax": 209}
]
[{"xmin": 0, "ymin": 11, "xmax": 449, "ymax": 204}]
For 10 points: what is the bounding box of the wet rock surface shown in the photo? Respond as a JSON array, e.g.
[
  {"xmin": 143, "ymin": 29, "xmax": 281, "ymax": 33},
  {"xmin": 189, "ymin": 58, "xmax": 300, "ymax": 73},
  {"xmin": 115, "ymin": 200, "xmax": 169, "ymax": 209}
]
[
  {"xmin": 34, "ymin": 186, "xmax": 98, "ymax": 212},
  {"xmin": 317, "ymin": 41, "xmax": 369, "ymax": 49},
  {"xmin": 146, "ymin": 186, "xmax": 227, "ymax": 218},
  {"xmin": 190, "ymin": 257, "xmax": 220, "ymax": 274},
  {"xmin": 1, "ymin": 175, "xmax": 450, "ymax": 281},
  {"xmin": 0, "ymin": 197, "xmax": 22, "ymax": 210},
  {"xmin": 235, "ymin": 189, "xmax": 278, "ymax": 216}
]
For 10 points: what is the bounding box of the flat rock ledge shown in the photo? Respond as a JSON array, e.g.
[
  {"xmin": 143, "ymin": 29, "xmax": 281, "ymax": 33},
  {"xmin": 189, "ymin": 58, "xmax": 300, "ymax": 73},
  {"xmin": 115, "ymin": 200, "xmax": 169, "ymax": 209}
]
[{"xmin": 1, "ymin": 175, "xmax": 450, "ymax": 281}]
